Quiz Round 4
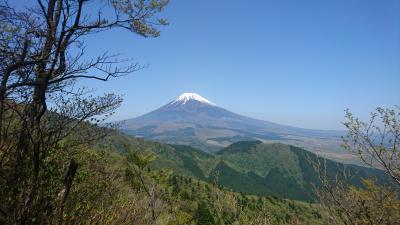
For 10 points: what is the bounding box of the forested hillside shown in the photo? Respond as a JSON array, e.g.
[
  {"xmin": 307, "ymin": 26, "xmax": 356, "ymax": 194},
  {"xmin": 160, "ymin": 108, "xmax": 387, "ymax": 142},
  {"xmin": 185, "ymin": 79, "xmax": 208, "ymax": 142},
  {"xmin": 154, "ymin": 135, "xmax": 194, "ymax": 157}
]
[
  {"xmin": 61, "ymin": 142, "xmax": 330, "ymax": 224},
  {"xmin": 98, "ymin": 132, "xmax": 391, "ymax": 202}
]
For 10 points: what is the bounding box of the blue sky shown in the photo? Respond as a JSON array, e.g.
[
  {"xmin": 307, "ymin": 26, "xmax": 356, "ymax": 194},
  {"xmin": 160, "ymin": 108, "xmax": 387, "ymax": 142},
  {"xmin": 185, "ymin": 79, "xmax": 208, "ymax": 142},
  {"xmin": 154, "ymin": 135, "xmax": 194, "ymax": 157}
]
[{"xmin": 14, "ymin": 0, "xmax": 400, "ymax": 130}]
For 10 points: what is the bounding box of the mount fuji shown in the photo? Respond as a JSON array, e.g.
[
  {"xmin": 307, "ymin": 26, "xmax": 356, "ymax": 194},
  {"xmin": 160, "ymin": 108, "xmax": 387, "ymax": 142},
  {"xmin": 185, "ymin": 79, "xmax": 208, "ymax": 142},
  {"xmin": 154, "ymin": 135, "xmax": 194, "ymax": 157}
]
[{"xmin": 121, "ymin": 93, "xmax": 348, "ymax": 160}]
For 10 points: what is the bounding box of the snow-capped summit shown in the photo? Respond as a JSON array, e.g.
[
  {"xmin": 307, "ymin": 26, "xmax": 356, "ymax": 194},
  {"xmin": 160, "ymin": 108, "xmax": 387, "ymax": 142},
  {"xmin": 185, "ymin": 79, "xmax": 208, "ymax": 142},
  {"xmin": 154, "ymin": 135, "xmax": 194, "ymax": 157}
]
[{"xmin": 169, "ymin": 93, "xmax": 216, "ymax": 106}]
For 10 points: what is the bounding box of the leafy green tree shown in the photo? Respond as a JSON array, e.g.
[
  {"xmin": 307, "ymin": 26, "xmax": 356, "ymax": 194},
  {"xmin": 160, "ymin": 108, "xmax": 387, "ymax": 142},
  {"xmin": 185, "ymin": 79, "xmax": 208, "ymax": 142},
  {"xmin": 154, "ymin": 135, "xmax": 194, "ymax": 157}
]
[{"xmin": 0, "ymin": 0, "xmax": 168, "ymax": 224}]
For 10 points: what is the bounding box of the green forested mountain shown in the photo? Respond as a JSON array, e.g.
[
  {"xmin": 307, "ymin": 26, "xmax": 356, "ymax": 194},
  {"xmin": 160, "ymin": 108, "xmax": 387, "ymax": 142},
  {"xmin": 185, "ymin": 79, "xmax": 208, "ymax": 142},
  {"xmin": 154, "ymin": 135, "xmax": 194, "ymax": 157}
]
[
  {"xmin": 214, "ymin": 141, "xmax": 389, "ymax": 201},
  {"xmin": 87, "ymin": 131, "xmax": 332, "ymax": 224},
  {"xmin": 99, "ymin": 132, "xmax": 390, "ymax": 202}
]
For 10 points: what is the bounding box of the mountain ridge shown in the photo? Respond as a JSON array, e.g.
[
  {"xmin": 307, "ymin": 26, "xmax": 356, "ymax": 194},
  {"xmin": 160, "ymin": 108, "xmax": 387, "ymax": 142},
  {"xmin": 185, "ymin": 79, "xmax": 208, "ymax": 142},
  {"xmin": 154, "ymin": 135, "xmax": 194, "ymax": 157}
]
[
  {"xmin": 121, "ymin": 93, "xmax": 350, "ymax": 162},
  {"xmin": 98, "ymin": 132, "xmax": 392, "ymax": 202}
]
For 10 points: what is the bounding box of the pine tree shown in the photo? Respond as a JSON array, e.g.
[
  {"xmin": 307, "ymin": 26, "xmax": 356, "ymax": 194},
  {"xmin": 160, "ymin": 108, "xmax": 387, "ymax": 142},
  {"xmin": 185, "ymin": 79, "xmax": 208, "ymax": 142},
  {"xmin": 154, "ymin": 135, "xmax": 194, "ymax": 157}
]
[{"xmin": 195, "ymin": 201, "xmax": 217, "ymax": 225}]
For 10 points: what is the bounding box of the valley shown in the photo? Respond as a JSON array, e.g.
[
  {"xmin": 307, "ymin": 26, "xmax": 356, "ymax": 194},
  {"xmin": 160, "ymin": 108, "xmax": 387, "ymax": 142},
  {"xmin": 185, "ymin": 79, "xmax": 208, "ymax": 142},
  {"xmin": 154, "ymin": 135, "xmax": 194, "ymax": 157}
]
[{"xmin": 100, "ymin": 131, "xmax": 390, "ymax": 202}]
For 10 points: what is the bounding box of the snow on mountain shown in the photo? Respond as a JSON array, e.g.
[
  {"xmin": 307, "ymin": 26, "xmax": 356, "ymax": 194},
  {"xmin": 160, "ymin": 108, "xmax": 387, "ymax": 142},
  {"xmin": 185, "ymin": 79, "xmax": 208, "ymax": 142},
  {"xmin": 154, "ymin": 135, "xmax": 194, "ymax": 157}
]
[{"xmin": 167, "ymin": 93, "xmax": 216, "ymax": 106}]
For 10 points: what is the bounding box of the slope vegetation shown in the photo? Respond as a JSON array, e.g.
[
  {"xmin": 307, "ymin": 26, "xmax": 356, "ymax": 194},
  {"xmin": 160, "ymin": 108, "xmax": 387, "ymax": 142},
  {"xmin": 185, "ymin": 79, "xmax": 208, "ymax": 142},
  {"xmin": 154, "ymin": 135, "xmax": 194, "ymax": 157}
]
[{"xmin": 99, "ymin": 132, "xmax": 389, "ymax": 202}]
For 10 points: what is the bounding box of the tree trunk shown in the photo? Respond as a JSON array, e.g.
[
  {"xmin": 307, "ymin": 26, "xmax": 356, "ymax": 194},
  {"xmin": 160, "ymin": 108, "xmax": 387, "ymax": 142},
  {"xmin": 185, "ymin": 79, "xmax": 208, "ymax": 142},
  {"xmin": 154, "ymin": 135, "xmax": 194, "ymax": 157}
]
[{"xmin": 56, "ymin": 159, "xmax": 78, "ymax": 224}]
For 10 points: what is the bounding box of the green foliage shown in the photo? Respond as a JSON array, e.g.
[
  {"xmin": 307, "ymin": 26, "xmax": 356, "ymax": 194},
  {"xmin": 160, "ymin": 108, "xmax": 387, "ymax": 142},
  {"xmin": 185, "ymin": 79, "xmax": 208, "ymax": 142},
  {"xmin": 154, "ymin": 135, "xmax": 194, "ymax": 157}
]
[
  {"xmin": 320, "ymin": 179, "xmax": 400, "ymax": 225},
  {"xmin": 127, "ymin": 147, "xmax": 156, "ymax": 170},
  {"xmin": 63, "ymin": 149, "xmax": 121, "ymax": 223},
  {"xmin": 17, "ymin": 129, "xmax": 389, "ymax": 224},
  {"xmin": 0, "ymin": 0, "xmax": 170, "ymax": 223},
  {"xmin": 195, "ymin": 201, "xmax": 218, "ymax": 225},
  {"xmin": 72, "ymin": 135, "xmax": 331, "ymax": 224},
  {"xmin": 345, "ymin": 180, "xmax": 400, "ymax": 225},
  {"xmin": 111, "ymin": 0, "xmax": 169, "ymax": 37},
  {"xmin": 101, "ymin": 134, "xmax": 390, "ymax": 202}
]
